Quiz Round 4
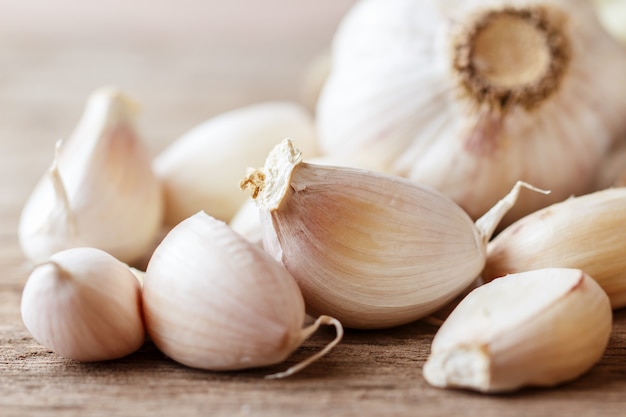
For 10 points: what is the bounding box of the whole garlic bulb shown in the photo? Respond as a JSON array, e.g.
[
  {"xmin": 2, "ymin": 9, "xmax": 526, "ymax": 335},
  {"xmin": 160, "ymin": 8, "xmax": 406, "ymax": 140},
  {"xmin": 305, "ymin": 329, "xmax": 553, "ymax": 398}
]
[
  {"xmin": 20, "ymin": 247, "xmax": 145, "ymax": 362},
  {"xmin": 142, "ymin": 211, "xmax": 342, "ymax": 378},
  {"xmin": 317, "ymin": 0, "xmax": 626, "ymax": 225},
  {"xmin": 423, "ymin": 268, "xmax": 612, "ymax": 393},
  {"xmin": 241, "ymin": 139, "xmax": 544, "ymax": 329},
  {"xmin": 18, "ymin": 87, "xmax": 163, "ymax": 265},
  {"xmin": 483, "ymin": 187, "xmax": 626, "ymax": 308},
  {"xmin": 153, "ymin": 102, "xmax": 319, "ymax": 226}
]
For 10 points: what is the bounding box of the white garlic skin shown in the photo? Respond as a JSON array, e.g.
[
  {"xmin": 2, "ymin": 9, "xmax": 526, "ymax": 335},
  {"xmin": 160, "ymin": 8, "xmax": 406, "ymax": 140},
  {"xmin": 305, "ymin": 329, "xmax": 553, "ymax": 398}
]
[
  {"xmin": 423, "ymin": 268, "xmax": 612, "ymax": 393},
  {"xmin": 142, "ymin": 211, "xmax": 309, "ymax": 371},
  {"xmin": 317, "ymin": 0, "xmax": 626, "ymax": 226},
  {"xmin": 20, "ymin": 247, "xmax": 146, "ymax": 362},
  {"xmin": 18, "ymin": 87, "xmax": 163, "ymax": 265},
  {"xmin": 153, "ymin": 102, "xmax": 319, "ymax": 226}
]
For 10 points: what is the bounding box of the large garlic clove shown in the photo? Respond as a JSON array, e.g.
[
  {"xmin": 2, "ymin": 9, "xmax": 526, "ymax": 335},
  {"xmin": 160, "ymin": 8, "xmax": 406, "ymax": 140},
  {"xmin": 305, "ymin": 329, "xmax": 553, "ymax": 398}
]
[
  {"xmin": 483, "ymin": 187, "xmax": 626, "ymax": 308},
  {"xmin": 18, "ymin": 87, "xmax": 163, "ymax": 265},
  {"xmin": 20, "ymin": 247, "xmax": 146, "ymax": 362},
  {"xmin": 142, "ymin": 211, "xmax": 342, "ymax": 377},
  {"xmin": 153, "ymin": 102, "xmax": 319, "ymax": 226},
  {"xmin": 316, "ymin": 0, "xmax": 626, "ymax": 227},
  {"xmin": 423, "ymin": 268, "xmax": 612, "ymax": 393},
  {"xmin": 241, "ymin": 139, "xmax": 543, "ymax": 329}
]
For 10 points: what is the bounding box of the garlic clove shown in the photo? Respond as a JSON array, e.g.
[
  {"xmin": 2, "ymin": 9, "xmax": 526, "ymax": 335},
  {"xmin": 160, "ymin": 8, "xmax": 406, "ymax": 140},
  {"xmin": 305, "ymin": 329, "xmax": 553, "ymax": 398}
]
[
  {"xmin": 153, "ymin": 102, "xmax": 319, "ymax": 226},
  {"xmin": 484, "ymin": 187, "xmax": 626, "ymax": 308},
  {"xmin": 316, "ymin": 0, "xmax": 626, "ymax": 228},
  {"xmin": 142, "ymin": 211, "xmax": 342, "ymax": 376},
  {"xmin": 18, "ymin": 87, "xmax": 163, "ymax": 265},
  {"xmin": 423, "ymin": 268, "xmax": 612, "ymax": 393},
  {"xmin": 241, "ymin": 139, "xmax": 545, "ymax": 329},
  {"xmin": 20, "ymin": 247, "xmax": 146, "ymax": 362}
]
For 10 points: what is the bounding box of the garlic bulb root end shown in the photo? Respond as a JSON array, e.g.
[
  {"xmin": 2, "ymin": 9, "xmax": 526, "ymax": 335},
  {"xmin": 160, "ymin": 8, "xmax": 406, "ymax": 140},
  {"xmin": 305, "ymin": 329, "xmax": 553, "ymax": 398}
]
[{"xmin": 264, "ymin": 315, "xmax": 343, "ymax": 380}]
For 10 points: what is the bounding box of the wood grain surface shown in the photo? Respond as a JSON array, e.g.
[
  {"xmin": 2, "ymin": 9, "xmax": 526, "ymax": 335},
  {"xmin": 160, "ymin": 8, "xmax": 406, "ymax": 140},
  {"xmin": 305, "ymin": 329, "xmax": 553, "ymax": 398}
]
[{"xmin": 1, "ymin": 1, "xmax": 625, "ymax": 416}]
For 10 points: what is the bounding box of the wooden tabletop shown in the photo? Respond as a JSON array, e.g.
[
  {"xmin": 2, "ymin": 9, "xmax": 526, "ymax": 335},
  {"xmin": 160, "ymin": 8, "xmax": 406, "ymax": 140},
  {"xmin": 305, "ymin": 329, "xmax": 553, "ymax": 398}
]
[{"xmin": 2, "ymin": 1, "xmax": 626, "ymax": 416}]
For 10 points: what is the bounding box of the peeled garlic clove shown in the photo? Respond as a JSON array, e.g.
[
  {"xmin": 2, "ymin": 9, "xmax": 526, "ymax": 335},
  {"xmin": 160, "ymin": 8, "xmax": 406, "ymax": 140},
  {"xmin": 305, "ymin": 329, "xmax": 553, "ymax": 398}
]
[
  {"xmin": 142, "ymin": 211, "xmax": 342, "ymax": 377},
  {"xmin": 20, "ymin": 247, "xmax": 145, "ymax": 362},
  {"xmin": 484, "ymin": 187, "xmax": 626, "ymax": 308},
  {"xmin": 423, "ymin": 268, "xmax": 612, "ymax": 393},
  {"xmin": 317, "ymin": 0, "xmax": 626, "ymax": 227},
  {"xmin": 153, "ymin": 102, "xmax": 319, "ymax": 226},
  {"xmin": 18, "ymin": 87, "xmax": 163, "ymax": 265},
  {"xmin": 241, "ymin": 139, "xmax": 544, "ymax": 329}
]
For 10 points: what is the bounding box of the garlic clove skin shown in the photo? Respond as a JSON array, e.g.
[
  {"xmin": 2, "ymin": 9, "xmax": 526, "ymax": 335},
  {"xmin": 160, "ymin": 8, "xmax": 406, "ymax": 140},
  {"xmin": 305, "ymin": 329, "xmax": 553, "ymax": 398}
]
[
  {"xmin": 241, "ymin": 139, "xmax": 539, "ymax": 329},
  {"xmin": 20, "ymin": 247, "xmax": 146, "ymax": 362},
  {"xmin": 143, "ymin": 211, "xmax": 341, "ymax": 373},
  {"xmin": 484, "ymin": 187, "xmax": 626, "ymax": 308},
  {"xmin": 316, "ymin": 0, "xmax": 626, "ymax": 227},
  {"xmin": 423, "ymin": 268, "xmax": 612, "ymax": 393},
  {"xmin": 18, "ymin": 87, "xmax": 163, "ymax": 265},
  {"xmin": 153, "ymin": 102, "xmax": 319, "ymax": 226}
]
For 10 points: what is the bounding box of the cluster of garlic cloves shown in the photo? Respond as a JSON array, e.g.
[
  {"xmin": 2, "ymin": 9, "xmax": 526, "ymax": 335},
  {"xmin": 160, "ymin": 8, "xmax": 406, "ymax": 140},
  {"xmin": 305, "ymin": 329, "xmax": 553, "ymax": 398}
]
[
  {"xmin": 18, "ymin": 87, "xmax": 163, "ymax": 265},
  {"xmin": 316, "ymin": 0, "xmax": 626, "ymax": 227}
]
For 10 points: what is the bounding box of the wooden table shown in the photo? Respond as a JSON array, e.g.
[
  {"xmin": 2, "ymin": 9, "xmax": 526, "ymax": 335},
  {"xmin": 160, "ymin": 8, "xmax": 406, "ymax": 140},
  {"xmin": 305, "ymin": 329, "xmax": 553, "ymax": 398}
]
[{"xmin": 1, "ymin": 1, "xmax": 625, "ymax": 415}]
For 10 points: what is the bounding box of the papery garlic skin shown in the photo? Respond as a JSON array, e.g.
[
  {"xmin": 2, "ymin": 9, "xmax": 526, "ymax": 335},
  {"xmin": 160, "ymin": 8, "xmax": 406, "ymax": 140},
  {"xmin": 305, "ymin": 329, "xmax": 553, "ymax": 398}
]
[
  {"xmin": 143, "ymin": 212, "xmax": 339, "ymax": 373},
  {"xmin": 153, "ymin": 102, "xmax": 319, "ymax": 226},
  {"xmin": 317, "ymin": 0, "xmax": 626, "ymax": 226},
  {"xmin": 18, "ymin": 87, "xmax": 163, "ymax": 265},
  {"xmin": 243, "ymin": 139, "xmax": 535, "ymax": 329},
  {"xmin": 484, "ymin": 187, "xmax": 626, "ymax": 308},
  {"xmin": 20, "ymin": 247, "xmax": 145, "ymax": 362},
  {"xmin": 423, "ymin": 268, "xmax": 612, "ymax": 393}
]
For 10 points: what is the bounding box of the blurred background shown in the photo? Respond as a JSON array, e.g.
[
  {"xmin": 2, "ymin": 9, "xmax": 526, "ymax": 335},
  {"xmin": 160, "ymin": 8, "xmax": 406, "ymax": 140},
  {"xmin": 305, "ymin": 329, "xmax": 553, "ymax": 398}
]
[{"xmin": 0, "ymin": 0, "xmax": 355, "ymax": 282}]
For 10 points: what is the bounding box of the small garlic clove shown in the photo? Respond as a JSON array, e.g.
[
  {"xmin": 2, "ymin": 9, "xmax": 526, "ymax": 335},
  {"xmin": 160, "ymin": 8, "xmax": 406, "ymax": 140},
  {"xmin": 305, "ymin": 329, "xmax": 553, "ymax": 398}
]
[
  {"xmin": 20, "ymin": 247, "xmax": 146, "ymax": 362},
  {"xmin": 153, "ymin": 102, "xmax": 319, "ymax": 226},
  {"xmin": 484, "ymin": 187, "xmax": 626, "ymax": 308},
  {"xmin": 241, "ymin": 139, "xmax": 544, "ymax": 329},
  {"xmin": 423, "ymin": 268, "xmax": 612, "ymax": 393},
  {"xmin": 142, "ymin": 211, "xmax": 342, "ymax": 376},
  {"xmin": 18, "ymin": 87, "xmax": 163, "ymax": 265}
]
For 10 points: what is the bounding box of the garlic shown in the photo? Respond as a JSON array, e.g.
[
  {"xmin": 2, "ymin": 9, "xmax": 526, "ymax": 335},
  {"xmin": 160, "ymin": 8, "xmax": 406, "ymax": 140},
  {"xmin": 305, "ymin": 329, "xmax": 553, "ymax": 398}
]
[
  {"xmin": 18, "ymin": 87, "xmax": 163, "ymax": 265},
  {"xmin": 153, "ymin": 102, "xmax": 319, "ymax": 226},
  {"xmin": 423, "ymin": 268, "xmax": 612, "ymax": 393},
  {"xmin": 483, "ymin": 187, "xmax": 626, "ymax": 308},
  {"xmin": 300, "ymin": 50, "xmax": 331, "ymax": 112},
  {"xmin": 241, "ymin": 139, "xmax": 546, "ymax": 329},
  {"xmin": 20, "ymin": 247, "xmax": 145, "ymax": 362},
  {"xmin": 593, "ymin": 0, "xmax": 626, "ymax": 43},
  {"xmin": 316, "ymin": 0, "xmax": 626, "ymax": 226},
  {"xmin": 142, "ymin": 211, "xmax": 342, "ymax": 378}
]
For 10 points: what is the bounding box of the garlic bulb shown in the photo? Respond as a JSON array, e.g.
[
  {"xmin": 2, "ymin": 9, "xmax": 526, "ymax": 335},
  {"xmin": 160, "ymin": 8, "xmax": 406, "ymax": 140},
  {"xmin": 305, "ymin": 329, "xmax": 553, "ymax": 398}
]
[
  {"xmin": 21, "ymin": 247, "xmax": 145, "ymax": 362},
  {"xmin": 142, "ymin": 211, "xmax": 342, "ymax": 378},
  {"xmin": 483, "ymin": 187, "xmax": 626, "ymax": 308},
  {"xmin": 18, "ymin": 87, "xmax": 163, "ymax": 265},
  {"xmin": 153, "ymin": 102, "xmax": 319, "ymax": 226},
  {"xmin": 423, "ymin": 268, "xmax": 612, "ymax": 393},
  {"xmin": 317, "ymin": 0, "xmax": 626, "ymax": 226},
  {"xmin": 241, "ymin": 139, "xmax": 545, "ymax": 329},
  {"xmin": 593, "ymin": 0, "xmax": 626, "ymax": 43}
]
